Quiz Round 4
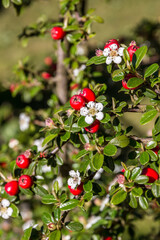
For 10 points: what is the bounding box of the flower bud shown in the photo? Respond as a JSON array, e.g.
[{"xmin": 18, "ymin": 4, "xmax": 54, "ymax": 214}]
[
  {"xmin": 84, "ymin": 143, "xmax": 96, "ymax": 151},
  {"xmin": 45, "ymin": 118, "xmax": 54, "ymax": 128},
  {"xmin": 117, "ymin": 174, "xmax": 125, "ymax": 185},
  {"xmin": 24, "ymin": 149, "xmax": 32, "ymax": 158},
  {"xmin": 48, "ymin": 223, "xmax": 56, "ymax": 231},
  {"xmin": 95, "ymin": 49, "xmax": 103, "ymax": 56}
]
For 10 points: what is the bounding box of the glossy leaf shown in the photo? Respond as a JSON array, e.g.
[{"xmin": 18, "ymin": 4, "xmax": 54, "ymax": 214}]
[
  {"xmin": 66, "ymin": 222, "xmax": 83, "ymax": 232},
  {"xmin": 49, "ymin": 230, "xmax": 61, "ymax": 240},
  {"xmin": 104, "ymin": 144, "xmax": 117, "ymax": 156},
  {"xmin": 92, "ymin": 153, "xmax": 104, "ymax": 170},
  {"xmin": 21, "ymin": 227, "xmax": 32, "ymax": 240},
  {"xmin": 110, "ymin": 135, "xmax": 129, "ymax": 148},
  {"xmin": 129, "ymin": 193, "xmax": 137, "ymax": 208},
  {"xmin": 111, "ymin": 189, "xmax": 127, "ymax": 205},
  {"xmin": 2, "ymin": 0, "xmax": 10, "ymax": 8},
  {"xmin": 60, "ymin": 199, "xmax": 79, "ymax": 211},
  {"xmin": 131, "ymin": 167, "xmax": 142, "ymax": 180},
  {"xmin": 140, "ymin": 151, "xmax": 149, "ymax": 165},
  {"xmin": 86, "ymin": 56, "xmax": 106, "ymax": 66},
  {"xmin": 138, "ymin": 196, "xmax": 148, "ymax": 210},
  {"xmin": 132, "ymin": 45, "xmax": 148, "ymax": 69},
  {"xmin": 83, "ymin": 181, "xmax": 92, "ymax": 192},
  {"xmin": 144, "ymin": 63, "xmax": 159, "ymax": 78},
  {"xmin": 127, "ymin": 77, "xmax": 144, "ymax": 88},
  {"xmin": 41, "ymin": 194, "xmax": 57, "ymax": 204},
  {"xmin": 151, "ymin": 183, "xmax": 160, "ymax": 198},
  {"xmin": 140, "ymin": 109, "xmax": 157, "ymax": 125}
]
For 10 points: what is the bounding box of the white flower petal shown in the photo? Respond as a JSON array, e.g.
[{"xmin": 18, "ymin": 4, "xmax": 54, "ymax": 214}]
[
  {"xmin": 118, "ymin": 47, "xmax": 124, "ymax": 56},
  {"xmin": 1, "ymin": 199, "xmax": 10, "ymax": 208},
  {"xmin": 106, "ymin": 57, "xmax": 113, "ymax": 65},
  {"xmin": 103, "ymin": 48, "xmax": 110, "ymax": 57},
  {"xmin": 95, "ymin": 103, "xmax": 103, "ymax": 111},
  {"xmin": 85, "ymin": 115, "xmax": 94, "ymax": 125},
  {"xmin": 2, "ymin": 213, "xmax": 9, "ymax": 219},
  {"xmin": 113, "ymin": 56, "xmax": 122, "ymax": 64},
  {"xmin": 76, "ymin": 170, "xmax": 80, "ymax": 177},
  {"xmin": 7, "ymin": 207, "xmax": 13, "ymax": 216},
  {"xmin": 110, "ymin": 44, "xmax": 118, "ymax": 50},
  {"xmin": 87, "ymin": 101, "xmax": 95, "ymax": 108},
  {"xmin": 96, "ymin": 112, "xmax": 104, "ymax": 121},
  {"xmin": 80, "ymin": 107, "xmax": 88, "ymax": 116},
  {"xmin": 69, "ymin": 170, "xmax": 77, "ymax": 178}
]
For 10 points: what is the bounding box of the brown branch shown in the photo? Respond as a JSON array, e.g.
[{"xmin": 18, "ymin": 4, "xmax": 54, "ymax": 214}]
[
  {"xmin": 123, "ymin": 104, "xmax": 146, "ymax": 113},
  {"xmin": 129, "ymin": 135, "xmax": 153, "ymax": 144}
]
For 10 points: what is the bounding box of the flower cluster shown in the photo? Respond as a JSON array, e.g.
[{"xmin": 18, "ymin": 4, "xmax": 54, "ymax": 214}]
[
  {"xmin": 80, "ymin": 101, "xmax": 104, "ymax": 124},
  {"xmin": 0, "ymin": 199, "xmax": 13, "ymax": 219},
  {"xmin": 67, "ymin": 170, "xmax": 81, "ymax": 189},
  {"xmin": 103, "ymin": 44, "xmax": 124, "ymax": 65}
]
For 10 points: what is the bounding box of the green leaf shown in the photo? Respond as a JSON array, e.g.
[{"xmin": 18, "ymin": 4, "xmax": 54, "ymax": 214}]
[
  {"xmin": 144, "ymin": 88, "xmax": 157, "ymax": 98},
  {"xmin": 92, "ymin": 153, "xmax": 104, "ymax": 170},
  {"xmin": 83, "ymin": 181, "xmax": 92, "ymax": 192},
  {"xmin": 127, "ymin": 77, "xmax": 144, "ymax": 88},
  {"xmin": 55, "ymin": 155, "xmax": 63, "ymax": 165},
  {"xmin": 112, "ymin": 69, "xmax": 125, "ymax": 82},
  {"xmin": 103, "ymin": 144, "xmax": 117, "ymax": 156},
  {"xmin": 146, "ymin": 140, "xmax": 157, "ymax": 149},
  {"xmin": 49, "ymin": 230, "xmax": 61, "ymax": 240},
  {"xmin": 147, "ymin": 150, "xmax": 158, "ymax": 161},
  {"xmin": 138, "ymin": 196, "xmax": 148, "ymax": 210},
  {"xmin": 11, "ymin": 0, "xmax": 22, "ymax": 5},
  {"xmin": 10, "ymin": 203, "xmax": 19, "ymax": 217},
  {"xmin": 34, "ymin": 185, "xmax": 48, "ymax": 197},
  {"xmin": 151, "ymin": 183, "xmax": 160, "ymax": 197},
  {"xmin": 134, "ymin": 175, "xmax": 149, "ymax": 184},
  {"xmin": 129, "ymin": 193, "xmax": 137, "ymax": 208},
  {"xmin": 131, "ymin": 167, "xmax": 142, "ymax": 180},
  {"xmin": 41, "ymin": 194, "xmax": 57, "ymax": 204},
  {"xmin": 61, "ymin": 132, "xmax": 70, "ymax": 142},
  {"xmin": 86, "ymin": 56, "xmax": 106, "ymax": 66},
  {"xmin": 111, "ymin": 189, "xmax": 127, "ymax": 205},
  {"xmin": 131, "ymin": 187, "xmax": 143, "ymax": 197},
  {"xmin": 77, "ymin": 116, "xmax": 90, "ymax": 128},
  {"xmin": 92, "ymin": 15, "xmax": 104, "ymax": 23},
  {"xmin": 42, "ymin": 212, "xmax": 54, "ymax": 224},
  {"xmin": 21, "ymin": 227, "xmax": 32, "ymax": 240},
  {"xmin": 132, "ymin": 45, "xmax": 148, "ymax": 69},
  {"xmin": 66, "ymin": 222, "xmax": 83, "ymax": 232},
  {"xmin": 75, "ymin": 149, "xmax": 90, "ymax": 160},
  {"xmin": 84, "ymin": 192, "xmax": 93, "ymax": 201},
  {"xmin": 42, "ymin": 133, "xmax": 58, "ymax": 147},
  {"xmin": 2, "ymin": 0, "xmax": 10, "ymax": 8},
  {"xmin": 144, "ymin": 63, "xmax": 159, "ymax": 78},
  {"xmin": 140, "ymin": 109, "xmax": 157, "ymax": 125},
  {"xmin": 123, "ymin": 49, "xmax": 130, "ymax": 62},
  {"xmin": 140, "ymin": 151, "xmax": 149, "ymax": 165},
  {"xmin": 100, "ymin": 113, "xmax": 110, "ymax": 123},
  {"xmin": 110, "ymin": 135, "xmax": 129, "ymax": 148},
  {"xmin": 60, "ymin": 199, "xmax": 79, "ymax": 211},
  {"xmin": 79, "ymin": 133, "xmax": 89, "ymax": 144},
  {"xmin": 54, "ymin": 208, "xmax": 61, "ymax": 221}
]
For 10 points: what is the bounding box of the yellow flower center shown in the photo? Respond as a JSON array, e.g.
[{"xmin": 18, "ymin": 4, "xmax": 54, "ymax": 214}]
[
  {"xmin": 109, "ymin": 50, "xmax": 118, "ymax": 57},
  {"xmin": 89, "ymin": 108, "xmax": 97, "ymax": 116}
]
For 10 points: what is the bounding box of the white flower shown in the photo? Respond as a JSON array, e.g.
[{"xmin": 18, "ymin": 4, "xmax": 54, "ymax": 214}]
[
  {"xmin": 100, "ymin": 194, "xmax": 110, "ymax": 211},
  {"xmin": 33, "ymin": 138, "xmax": 45, "ymax": 152},
  {"xmin": 86, "ymin": 216, "xmax": 102, "ymax": 229},
  {"xmin": 53, "ymin": 176, "xmax": 63, "ymax": 188},
  {"xmin": 19, "ymin": 113, "xmax": 30, "ymax": 131},
  {"xmin": 0, "ymin": 199, "xmax": 13, "ymax": 219},
  {"xmin": 80, "ymin": 101, "xmax": 104, "ymax": 124},
  {"xmin": 68, "ymin": 170, "xmax": 81, "ymax": 189},
  {"xmin": 93, "ymin": 168, "xmax": 103, "ymax": 180},
  {"xmin": 8, "ymin": 139, "xmax": 19, "ymax": 149},
  {"xmin": 42, "ymin": 165, "xmax": 52, "ymax": 173},
  {"xmin": 103, "ymin": 45, "xmax": 124, "ymax": 65},
  {"xmin": 73, "ymin": 64, "xmax": 86, "ymax": 77}
]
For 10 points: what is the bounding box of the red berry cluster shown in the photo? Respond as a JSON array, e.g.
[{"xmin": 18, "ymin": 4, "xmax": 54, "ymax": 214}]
[
  {"xmin": 70, "ymin": 88, "xmax": 100, "ymax": 133},
  {"xmin": 5, "ymin": 154, "xmax": 33, "ymax": 196}
]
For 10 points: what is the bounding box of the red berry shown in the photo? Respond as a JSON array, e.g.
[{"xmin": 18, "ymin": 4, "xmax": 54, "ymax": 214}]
[
  {"xmin": 85, "ymin": 119, "xmax": 100, "ymax": 133},
  {"xmin": 68, "ymin": 182, "xmax": 83, "ymax": 195},
  {"xmin": 41, "ymin": 72, "xmax": 52, "ymax": 80},
  {"xmin": 16, "ymin": 154, "xmax": 30, "ymax": 169},
  {"xmin": 5, "ymin": 181, "xmax": 19, "ymax": 196},
  {"xmin": 104, "ymin": 237, "xmax": 112, "ymax": 240},
  {"xmin": 18, "ymin": 175, "xmax": 33, "ymax": 189},
  {"xmin": 121, "ymin": 168, "xmax": 125, "ymax": 173},
  {"xmin": 79, "ymin": 88, "xmax": 96, "ymax": 103},
  {"xmin": 127, "ymin": 41, "xmax": 139, "ymax": 61},
  {"xmin": 142, "ymin": 167, "xmax": 159, "ymax": 183},
  {"xmin": 44, "ymin": 57, "xmax": 53, "ymax": 66},
  {"xmin": 104, "ymin": 39, "xmax": 120, "ymax": 49},
  {"xmin": 122, "ymin": 73, "xmax": 137, "ymax": 90},
  {"xmin": 152, "ymin": 146, "xmax": 160, "ymax": 155},
  {"xmin": 70, "ymin": 95, "xmax": 85, "ymax": 110},
  {"xmin": 51, "ymin": 27, "xmax": 66, "ymax": 40},
  {"xmin": 70, "ymin": 83, "xmax": 79, "ymax": 90}
]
